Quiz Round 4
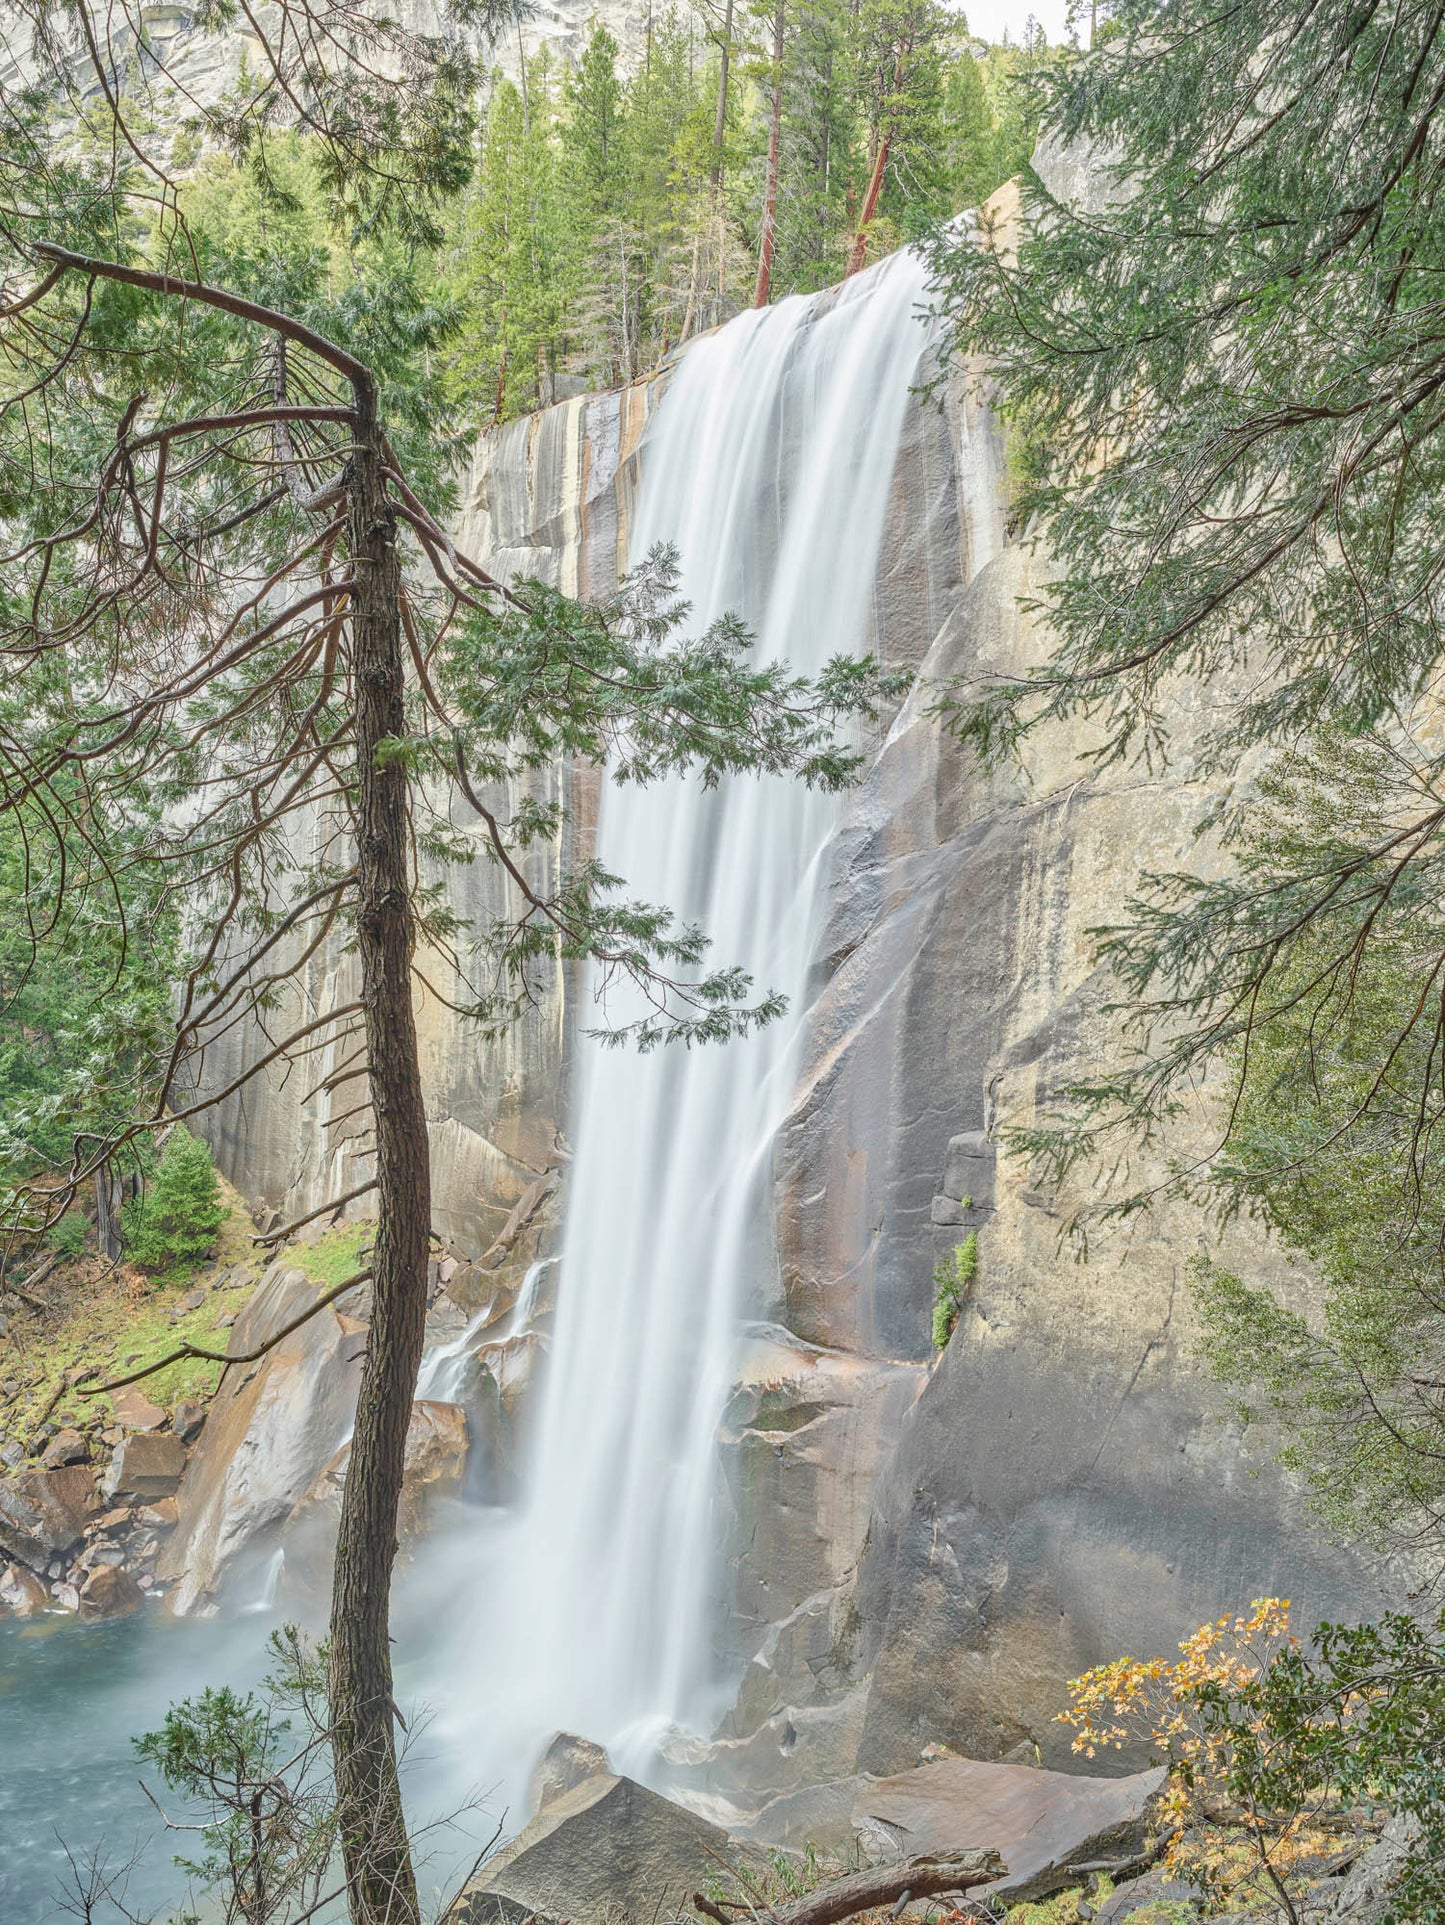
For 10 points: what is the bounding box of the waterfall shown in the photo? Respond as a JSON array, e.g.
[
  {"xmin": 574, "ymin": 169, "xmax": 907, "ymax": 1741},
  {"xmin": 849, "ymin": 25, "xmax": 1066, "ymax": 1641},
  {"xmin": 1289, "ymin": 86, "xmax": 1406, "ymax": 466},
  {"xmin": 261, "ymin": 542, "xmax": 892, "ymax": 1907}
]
[{"xmin": 410, "ymin": 247, "xmax": 934, "ymax": 1818}]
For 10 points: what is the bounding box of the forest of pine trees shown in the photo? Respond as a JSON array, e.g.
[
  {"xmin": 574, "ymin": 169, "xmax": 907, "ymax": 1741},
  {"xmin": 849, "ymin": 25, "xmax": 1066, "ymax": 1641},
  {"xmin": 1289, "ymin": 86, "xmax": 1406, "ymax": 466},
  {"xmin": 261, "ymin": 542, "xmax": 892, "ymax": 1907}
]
[{"xmin": 441, "ymin": 7, "xmax": 1044, "ymax": 421}]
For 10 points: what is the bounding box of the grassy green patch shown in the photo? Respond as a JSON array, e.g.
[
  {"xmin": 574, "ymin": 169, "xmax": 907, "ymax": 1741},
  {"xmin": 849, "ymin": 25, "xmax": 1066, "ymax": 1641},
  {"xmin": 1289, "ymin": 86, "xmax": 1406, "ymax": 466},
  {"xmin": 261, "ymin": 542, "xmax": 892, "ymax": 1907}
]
[
  {"xmin": 288, "ymin": 1222, "xmax": 373, "ymax": 1289},
  {"xmin": 0, "ymin": 1176, "xmax": 262, "ymax": 1447},
  {"xmin": 0, "ymin": 1202, "xmax": 373, "ymax": 1460},
  {"xmin": 2, "ymin": 1265, "xmax": 234, "ymax": 1439},
  {"xmin": 1005, "ymin": 1876, "xmax": 1114, "ymax": 1925}
]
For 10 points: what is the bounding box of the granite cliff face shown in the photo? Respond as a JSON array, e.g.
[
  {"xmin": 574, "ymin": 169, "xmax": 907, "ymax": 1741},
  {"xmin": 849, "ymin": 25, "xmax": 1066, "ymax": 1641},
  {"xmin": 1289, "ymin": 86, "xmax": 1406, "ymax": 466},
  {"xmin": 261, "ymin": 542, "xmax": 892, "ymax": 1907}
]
[
  {"xmin": 191, "ymin": 243, "xmax": 1385, "ymax": 1804},
  {"xmin": 0, "ymin": 0, "xmax": 657, "ymax": 126}
]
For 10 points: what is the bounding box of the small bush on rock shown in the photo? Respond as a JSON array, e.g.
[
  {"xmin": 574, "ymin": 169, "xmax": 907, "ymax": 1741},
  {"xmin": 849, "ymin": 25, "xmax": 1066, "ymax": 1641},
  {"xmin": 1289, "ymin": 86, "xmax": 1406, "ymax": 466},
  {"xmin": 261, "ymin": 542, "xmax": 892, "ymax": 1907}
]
[
  {"xmin": 122, "ymin": 1126, "xmax": 226, "ymax": 1273},
  {"xmin": 932, "ymin": 1229, "xmax": 977, "ymax": 1349}
]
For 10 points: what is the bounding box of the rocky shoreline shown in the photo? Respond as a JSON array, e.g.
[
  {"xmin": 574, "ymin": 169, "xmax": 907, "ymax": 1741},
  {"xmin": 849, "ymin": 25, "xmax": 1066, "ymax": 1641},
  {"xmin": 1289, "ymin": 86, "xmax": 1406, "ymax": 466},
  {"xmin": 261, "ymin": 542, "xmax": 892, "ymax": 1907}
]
[{"xmin": 0, "ymin": 1184, "xmax": 549, "ymax": 1624}]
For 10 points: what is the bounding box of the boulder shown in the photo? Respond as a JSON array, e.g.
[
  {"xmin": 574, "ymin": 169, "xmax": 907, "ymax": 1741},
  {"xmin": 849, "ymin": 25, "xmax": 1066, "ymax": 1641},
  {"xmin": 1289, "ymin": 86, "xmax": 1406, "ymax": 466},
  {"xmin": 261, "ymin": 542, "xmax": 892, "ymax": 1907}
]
[
  {"xmin": 41, "ymin": 1429, "xmax": 89, "ymax": 1469},
  {"xmin": 450, "ymin": 1773, "xmax": 759, "ymax": 1925},
  {"xmin": 850, "ymin": 1757, "xmax": 1166, "ymax": 1902},
  {"xmin": 79, "ymin": 1563, "xmax": 146, "ymax": 1619},
  {"xmin": 530, "ymin": 1732, "xmax": 611, "ymax": 1811},
  {"xmin": 1324, "ymin": 1815, "xmax": 1418, "ymax": 1925},
  {"xmin": 111, "ymin": 1387, "xmax": 167, "ymax": 1432},
  {"xmin": 171, "ymin": 1402, "xmax": 207, "ymax": 1443},
  {"xmin": 103, "ymin": 1432, "xmax": 187, "ymax": 1503},
  {"xmin": 0, "ymin": 1465, "xmax": 96, "ymax": 1567},
  {"xmin": 0, "ymin": 1562, "xmax": 49, "ymax": 1615},
  {"xmin": 1093, "ymin": 1872, "xmax": 1204, "ymax": 1925}
]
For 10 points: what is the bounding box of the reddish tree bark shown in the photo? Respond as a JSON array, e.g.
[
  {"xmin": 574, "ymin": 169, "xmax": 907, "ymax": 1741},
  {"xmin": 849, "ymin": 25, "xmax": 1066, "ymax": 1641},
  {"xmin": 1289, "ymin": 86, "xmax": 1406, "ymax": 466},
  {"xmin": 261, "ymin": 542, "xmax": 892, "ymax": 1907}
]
[
  {"xmin": 326, "ymin": 389, "xmax": 432, "ymax": 1925},
  {"xmin": 846, "ymin": 45, "xmax": 908, "ymax": 278},
  {"xmin": 754, "ymin": 0, "xmax": 785, "ymax": 307}
]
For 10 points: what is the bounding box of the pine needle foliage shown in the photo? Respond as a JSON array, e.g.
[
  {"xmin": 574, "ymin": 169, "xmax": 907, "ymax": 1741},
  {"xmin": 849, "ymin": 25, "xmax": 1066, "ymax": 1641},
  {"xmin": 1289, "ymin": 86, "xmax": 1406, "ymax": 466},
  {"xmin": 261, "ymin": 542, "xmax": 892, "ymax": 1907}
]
[
  {"xmin": 929, "ymin": 0, "xmax": 1445, "ymax": 1200},
  {"xmin": 122, "ymin": 1125, "xmax": 227, "ymax": 1273}
]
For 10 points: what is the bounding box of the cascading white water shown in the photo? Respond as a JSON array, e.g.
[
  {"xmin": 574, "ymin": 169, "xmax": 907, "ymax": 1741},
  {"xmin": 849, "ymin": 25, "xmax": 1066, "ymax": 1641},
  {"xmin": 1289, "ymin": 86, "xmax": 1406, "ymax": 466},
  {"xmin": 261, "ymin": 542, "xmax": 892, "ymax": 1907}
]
[{"xmin": 412, "ymin": 247, "xmax": 934, "ymax": 1815}]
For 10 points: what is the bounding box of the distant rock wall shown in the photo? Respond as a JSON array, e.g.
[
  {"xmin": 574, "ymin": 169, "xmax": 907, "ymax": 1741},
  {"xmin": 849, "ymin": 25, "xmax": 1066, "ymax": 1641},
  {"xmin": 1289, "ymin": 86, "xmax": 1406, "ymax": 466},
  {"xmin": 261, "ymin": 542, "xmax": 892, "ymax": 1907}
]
[{"xmin": 0, "ymin": 0, "xmax": 660, "ymax": 140}]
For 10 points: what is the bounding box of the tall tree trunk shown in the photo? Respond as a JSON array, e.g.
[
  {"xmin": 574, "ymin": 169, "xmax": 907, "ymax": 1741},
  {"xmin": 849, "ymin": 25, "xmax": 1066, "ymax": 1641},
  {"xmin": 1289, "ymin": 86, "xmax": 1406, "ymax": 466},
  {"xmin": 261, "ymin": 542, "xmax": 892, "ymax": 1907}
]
[
  {"xmin": 711, "ymin": 0, "xmax": 734, "ymax": 189},
  {"xmin": 680, "ymin": 226, "xmax": 702, "ymax": 342},
  {"xmin": 329, "ymin": 395, "xmax": 432, "ymax": 1925},
  {"xmin": 846, "ymin": 48, "xmax": 906, "ymax": 277},
  {"xmin": 844, "ymin": 129, "xmax": 890, "ymax": 276},
  {"xmin": 516, "ymin": 19, "xmax": 530, "ymax": 132},
  {"xmin": 754, "ymin": 0, "xmax": 784, "ymax": 307},
  {"xmin": 95, "ymin": 1167, "xmax": 123, "ymax": 1261}
]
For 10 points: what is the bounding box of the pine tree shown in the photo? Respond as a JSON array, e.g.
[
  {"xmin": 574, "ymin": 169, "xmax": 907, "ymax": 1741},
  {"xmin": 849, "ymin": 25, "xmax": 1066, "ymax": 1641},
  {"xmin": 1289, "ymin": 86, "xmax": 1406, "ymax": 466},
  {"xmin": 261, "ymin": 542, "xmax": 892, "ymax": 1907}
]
[
  {"xmin": 122, "ymin": 1125, "xmax": 226, "ymax": 1272},
  {"xmin": 846, "ymin": 0, "xmax": 954, "ymax": 272},
  {"xmin": 449, "ymin": 65, "xmax": 571, "ymax": 422},
  {"xmin": 774, "ymin": 0, "xmax": 854, "ymax": 291},
  {"xmin": 940, "ymin": 44, "xmax": 999, "ymax": 212}
]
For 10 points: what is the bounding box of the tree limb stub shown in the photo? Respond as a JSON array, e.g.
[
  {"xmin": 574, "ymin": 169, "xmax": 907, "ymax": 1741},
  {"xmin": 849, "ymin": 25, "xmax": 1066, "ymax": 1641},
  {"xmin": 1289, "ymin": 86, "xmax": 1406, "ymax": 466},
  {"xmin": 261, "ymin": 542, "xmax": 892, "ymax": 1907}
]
[
  {"xmin": 694, "ymin": 1852, "xmax": 1007, "ymax": 1925},
  {"xmin": 252, "ymin": 1180, "xmax": 378, "ymax": 1246},
  {"xmin": 79, "ymin": 1268, "xmax": 373, "ymax": 1397}
]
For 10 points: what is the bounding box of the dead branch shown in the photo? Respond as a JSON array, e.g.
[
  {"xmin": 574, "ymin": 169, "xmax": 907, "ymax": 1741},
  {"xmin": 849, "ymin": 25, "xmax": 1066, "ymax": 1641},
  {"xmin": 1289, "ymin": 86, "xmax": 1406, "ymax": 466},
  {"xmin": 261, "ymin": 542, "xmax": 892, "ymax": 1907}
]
[
  {"xmin": 3, "ymin": 1249, "xmax": 60, "ymax": 1308},
  {"xmin": 79, "ymin": 1268, "xmax": 373, "ymax": 1397},
  {"xmin": 32, "ymin": 245, "xmax": 374, "ymax": 394},
  {"xmin": 252, "ymin": 1180, "xmax": 378, "ymax": 1245},
  {"xmin": 26, "ymin": 1379, "xmax": 66, "ymax": 1446},
  {"xmin": 694, "ymin": 1853, "xmax": 1006, "ymax": 1925}
]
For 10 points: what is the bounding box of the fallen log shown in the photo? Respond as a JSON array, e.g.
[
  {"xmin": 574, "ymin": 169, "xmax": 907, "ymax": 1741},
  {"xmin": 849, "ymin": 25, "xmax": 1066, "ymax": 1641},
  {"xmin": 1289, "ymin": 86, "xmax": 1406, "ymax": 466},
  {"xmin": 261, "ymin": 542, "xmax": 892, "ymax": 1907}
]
[
  {"xmin": 3, "ymin": 1251, "xmax": 60, "ymax": 1310},
  {"xmin": 694, "ymin": 1850, "xmax": 1007, "ymax": 1925}
]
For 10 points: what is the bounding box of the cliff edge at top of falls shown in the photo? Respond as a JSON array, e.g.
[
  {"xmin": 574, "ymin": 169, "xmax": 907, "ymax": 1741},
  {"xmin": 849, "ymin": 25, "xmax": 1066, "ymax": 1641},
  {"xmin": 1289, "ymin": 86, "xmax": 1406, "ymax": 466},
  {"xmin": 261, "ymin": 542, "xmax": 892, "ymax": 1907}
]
[{"xmin": 189, "ymin": 215, "xmax": 1392, "ymax": 1805}]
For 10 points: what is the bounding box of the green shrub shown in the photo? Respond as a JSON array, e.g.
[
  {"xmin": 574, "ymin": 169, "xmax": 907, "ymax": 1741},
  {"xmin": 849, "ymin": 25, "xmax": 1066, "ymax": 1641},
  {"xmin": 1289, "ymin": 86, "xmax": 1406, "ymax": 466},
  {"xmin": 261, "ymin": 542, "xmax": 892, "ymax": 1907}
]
[
  {"xmin": 932, "ymin": 1228, "xmax": 978, "ymax": 1349},
  {"xmin": 122, "ymin": 1125, "xmax": 226, "ymax": 1272},
  {"xmin": 47, "ymin": 1210, "xmax": 88, "ymax": 1260},
  {"xmin": 135, "ymin": 1626, "xmax": 336, "ymax": 1919}
]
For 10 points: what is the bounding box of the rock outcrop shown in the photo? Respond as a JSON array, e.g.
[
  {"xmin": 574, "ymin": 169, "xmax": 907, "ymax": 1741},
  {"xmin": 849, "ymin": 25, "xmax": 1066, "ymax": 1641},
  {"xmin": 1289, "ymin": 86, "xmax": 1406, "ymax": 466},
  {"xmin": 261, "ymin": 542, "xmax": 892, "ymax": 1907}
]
[
  {"xmin": 188, "ymin": 206, "xmax": 1386, "ymax": 1800},
  {"xmin": 159, "ymin": 1254, "xmax": 474, "ymax": 1614},
  {"xmin": 159, "ymin": 1260, "xmax": 369, "ymax": 1613},
  {"xmin": 451, "ymin": 1771, "xmax": 760, "ymax": 1925},
  {"xmin": 0, "ymin": 1464, "xmax": 95, "ymax": 1568}
]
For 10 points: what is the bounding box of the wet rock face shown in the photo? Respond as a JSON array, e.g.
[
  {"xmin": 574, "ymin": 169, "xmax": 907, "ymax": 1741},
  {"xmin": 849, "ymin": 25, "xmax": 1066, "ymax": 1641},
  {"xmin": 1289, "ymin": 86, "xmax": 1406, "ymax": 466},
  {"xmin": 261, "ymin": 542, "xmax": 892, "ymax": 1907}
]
[
  {"xmin": 279, "ymin": 1397, "xmax": 470, "ymax": 1608},
  {"xmin": 155, "ymin": 1250, "xmax": 479, "ymax": 1615},
  {"xmin": 159, "ymin": 1260, "xmax": 369, "ymax": 1614},
  {"xmin": 789, "ymin": 529, "xmax": 1391, "ymax": 1771}
]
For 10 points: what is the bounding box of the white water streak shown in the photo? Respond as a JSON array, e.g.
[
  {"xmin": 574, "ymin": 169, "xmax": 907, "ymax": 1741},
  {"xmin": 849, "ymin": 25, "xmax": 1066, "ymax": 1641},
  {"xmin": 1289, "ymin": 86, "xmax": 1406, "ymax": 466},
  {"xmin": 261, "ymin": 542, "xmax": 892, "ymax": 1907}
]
[{"xmin": 412, "ymin": 249, "xmax": 933, "ymax": 1811}]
